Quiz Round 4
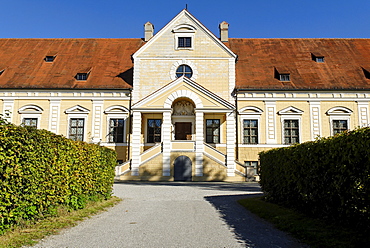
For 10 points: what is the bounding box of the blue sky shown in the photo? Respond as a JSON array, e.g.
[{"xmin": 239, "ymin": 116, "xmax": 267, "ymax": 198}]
[{"xmin": 1, "ymin": 0, "xmax": 369, "ymax": 38}]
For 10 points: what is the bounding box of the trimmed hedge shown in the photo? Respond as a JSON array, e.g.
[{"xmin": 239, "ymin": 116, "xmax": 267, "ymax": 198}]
[
  {"xmin": 0, "ymin": 122, "xmax": 117, "ymax": 234},
  {"xmin": 259, "ymin": 127, "xmax": 370, "ymax": 229}
]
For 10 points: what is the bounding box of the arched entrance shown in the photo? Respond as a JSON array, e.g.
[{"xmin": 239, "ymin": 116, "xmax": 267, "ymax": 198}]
[
  {"xmin": 174, "ymin": 155, "xmax": 192, "ymax": 181},
  {"xmin": 172, "ymin": 98, "xmax": 195, "ymax": 140}
]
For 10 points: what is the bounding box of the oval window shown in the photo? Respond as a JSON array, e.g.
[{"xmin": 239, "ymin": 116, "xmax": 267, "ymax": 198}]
[{"xmin": 176, "ymin": 65, "xmax": 193, "ymax": 78}]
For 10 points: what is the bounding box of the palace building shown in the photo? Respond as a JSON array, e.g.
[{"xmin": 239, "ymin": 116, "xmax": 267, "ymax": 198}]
[{"xmin": 1, "ymin": 9, "xmax": 370, "ymax": 181}]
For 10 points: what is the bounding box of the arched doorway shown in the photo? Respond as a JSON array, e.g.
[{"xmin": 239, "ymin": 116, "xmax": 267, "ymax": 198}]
[
  {"xmin": 172, "ymin": 98, "xmax": 195, "ymax": 140},
  {"xmin": 174, "ymin": 155, "xmax": 192, "ymax": 181}
]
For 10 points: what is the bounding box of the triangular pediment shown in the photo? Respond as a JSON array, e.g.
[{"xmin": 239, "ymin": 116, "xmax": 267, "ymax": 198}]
[
  {"xmin": 278, "ymin": 106, "xmax": 304, "ymax": 115},
  {"xmin": 132, "ymin": 77, "xmax": 235, "ymax": 110},
  {"xmin": 133, "ymin": 9, "xmax": 236, "ymax": 59},
  {"xmin": 65, "ymin": 105, "xmax": 90, "ymax": 114}
]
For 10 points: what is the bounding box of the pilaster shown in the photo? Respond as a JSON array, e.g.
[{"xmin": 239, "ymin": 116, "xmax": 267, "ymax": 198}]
[
  {"xmin": 309, "ymin": 101, "xmax": 321, "ymax": 140},
  {"xmin": 226, "ymin": 112, "xmax": 236, "ymax": 176},
  {"xmin": 2, "ymin": 99, "xmax": 14, "ymax": 123},
  {"xmin": 195, "ymin": 111, "xmax": 204, "ymax": 176},
  {"xmin": 48, "ymin": 100, "xmax": 61, "ymax": 134},
  {"xmin": 265, "ymin": 101, "xmax": 277, "ymax": 144},
  {"xmin": 162, "ymin": 111, "xmax": 172, "ymax": 176},
  {"xmin": 91, "ymin": 100, "xmax": 103, "ymax": 143},
  {"xmin": 357, "ymin": 101, "xmax": 369, "ymax": 127},
  {"xmin": 131, "ymin": 111, "xmax": 142, "ymax": 176}
]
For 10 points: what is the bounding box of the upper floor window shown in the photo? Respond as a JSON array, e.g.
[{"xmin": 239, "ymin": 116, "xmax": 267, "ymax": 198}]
[
  {"xmin": 284, "ymin": 119, "xmax": 299, "ymax": 145},
  {"xmin": 178, "ymin": 37, "xmax": 192, "ymax": 48},
  {"xmin": 108, "ymin": 119, "xmax": 125, "ymax": 143},
  {"xmin": 147, "ymin": 119, "xmax": 162, "ymax": 143},
  {"xmin": 243, "ymin": 120, "xmax": 258, "ymax": 144},
  {"xmin": 333, "ymin": 120, "xmax": 348, "ymax": 135},
  {"xmin": 206, "ymin": 119, "xmax": 220, "ymax": 143},
  {"xmin": 69, "ymin": 118, "xmax": 85, "ymax": 141},
  {"xmin": 176, "ymin": 65, "xmax": 193, "ymax": 78},
  {"xmin": 23, "ymin": 118, "xmax": 38, "ymax": 128}
]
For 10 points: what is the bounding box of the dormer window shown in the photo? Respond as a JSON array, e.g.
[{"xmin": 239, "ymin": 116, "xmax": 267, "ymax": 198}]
[
  {"xmin": 312, "ymin": 53, "xmax": 325, "ymax": 63},
  {"xmin": 362, "ymin": 67, "xmax": 370, "ymax": 79},
  {"xmin": 178, "ymin": 37, "xmax": 192, "ymax": 48},
  {"xmin": 76, "ymin": 73, "xmax": 89, "ymax": 81},
  {"xmin": 0, "ymin": 69, "xmax": 4, "ymax": 76},
  {"xmin": 279, "ymin": 74, "xmax": 290, "ymax": 81},
  {"xmin": 45, "ymin": 56, "xmax": 56, "ymax": 62}
]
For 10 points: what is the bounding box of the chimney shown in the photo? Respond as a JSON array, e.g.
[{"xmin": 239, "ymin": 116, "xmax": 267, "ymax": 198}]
[
  {"xmin": 219, "ymin": 21, "xmax": 229, "ymax": 42},
  {"xmin": 144, "ymin": 22, "xmax": 154, "ymax": 41}
]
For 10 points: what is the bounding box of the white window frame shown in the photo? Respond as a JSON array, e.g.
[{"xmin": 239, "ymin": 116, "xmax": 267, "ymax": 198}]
[
  {"xmin": 104, "ymin": 105, "xmax": 129, "ymax": 143},
  {"xmin": 239, "ymin": 106, "xmax": 263, "ymax": 145},
  {"xmin": 173, "ymin": 24, "xmax": 196, "ymax": 50},
  {"xmin": 65, "ymin": 105, "xmax": 90, "ymax": 141},
  {"xmin": 18, "ymin": 104, "xmax": 43, "ymax": 129},
  {"xmin": 327, "ymin": 107, "xmax": 352, "ymax": 136},
  {"xmin": 278, "ymin": 106, "xmax": 304, "ymax": 145}
]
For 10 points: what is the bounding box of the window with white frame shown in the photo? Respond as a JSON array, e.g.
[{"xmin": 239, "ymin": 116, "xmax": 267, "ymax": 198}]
[
  {"xmin": 18, "ymin": 104, "xmax": 43, "ymax": 129},
  {"xmin": 65, "ymin": 105, "xmax": 90, "ymax": 142},
  {"xmin": 173, "ymin": 24, "xmax": 196, "ymax": 50},
  {"xmin": 104, "ymin": 105, "xmax": 129, "ymax": 143},
  {"xmin": 245, "ymin": 161, "xmax": 258, "ymax": 175},
  {"xmin": 108, "ymin": 119, "xmax": 125, "ymax": 143},
  {"xmin": 243, "ymin": 120, "xmax": 258, "ymax": 144},
  {"xmin": 239, "ymin": 106, "xmax": 263, "ymax": 145},
  {"xmin": 278, "ymin": 106, "xmax": 303, "ymax": 145},
  {"xmin": 69, "ymin": 118, "xmax": 85, "ymax": 141},
  {"xmin": 327, "ymin": 107, "xmax": 352, "ymax": 136},
  {"xmin": 147, "ymin": 119, "xmax": 162, "ymax": 143},
  {"xmin": 206, "ymin": 119, "xmax": 220, "ymax": 143}
]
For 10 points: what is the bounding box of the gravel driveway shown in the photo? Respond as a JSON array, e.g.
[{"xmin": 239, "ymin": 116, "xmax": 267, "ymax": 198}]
[{"xmin": 30, "ymin": 182, "xmax": 307, "ymax": 248}]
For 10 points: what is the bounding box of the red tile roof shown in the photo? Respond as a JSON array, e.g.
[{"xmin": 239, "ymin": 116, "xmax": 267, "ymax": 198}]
[
  {"xmin": 0, "ymin": 39, "xmax": 144, "ymax": 89},
  {"xmin": 227, "ymin": 38, "xmax": 370, "ymax": 90},
  {"xmin": 1, "ymin": 38, "xmax": 370, "ymax": 91}
]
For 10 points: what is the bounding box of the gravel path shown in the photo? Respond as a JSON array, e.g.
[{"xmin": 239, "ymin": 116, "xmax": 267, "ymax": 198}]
[{"xmin": 29, "ymin": 182, "xmax": 308, "ymax": 248}]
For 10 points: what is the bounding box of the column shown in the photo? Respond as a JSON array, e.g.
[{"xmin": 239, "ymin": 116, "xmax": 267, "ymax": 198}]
[
  {"xmin": 48, "ymin": 100, "xmax": 61, "ymax": 134},
  {"xmin": 195, "ymin": 111, "xmax": 204, "ymax": 176},
  {"xmin": 226, "ymin": 111, "xmax": 236, "ymax": 176},
  {"xmin": 309, "ymin": 101, "xmax": 321, "ymax": 140},
  {"xmin": 162, "ymin": 110, "xmax": 172, "ymax": 176},
  {"xmin": 131, "ymin": 111, "xmax": 142, "ymax": 176}
]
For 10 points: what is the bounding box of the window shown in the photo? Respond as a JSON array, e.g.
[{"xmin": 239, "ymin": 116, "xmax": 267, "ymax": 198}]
[
  {"xmin": 147, "ymin": 119, "xmax": 162, "ymax": 143},
  {"xmin": 315, "ymin": 56, "xmax": 324, "ymax": 63},
  {"xmin": 108, "ymin": 119, "xmax": 125, "ymax": 143},
  {"xmin": 178, "ymin": 37, "xmax": 192, "ymax": 48},
  {"xmin": 245, "ymin": 161, "xmax": 258, "ymax": 176},
  {"xmin": 176, "ymin": 65, "xmax": 193, "ymax": 78},
  {"xmin": 333, "ymin": 120, "xmax": 348, "ymax": 135},
  {"xmin": 279, "ymin": 74, "xmax": 290, "ymax": 81},
  {"xmin": 76, "ymin": 73, "xmax": 88, "ymax": 81},
  {"xmin": 0, "ymin": 69, "xmax": 4, "ymax": 76},
  {"xmin": 22, "ymin": 118, "xmax": 37, "ymax": 128},
  {"xmin": 206, "ymin": 119, "xmax": 220, "ymax": 143},
  {"xmin": 45, "ymin": 56, "xmax": 56, "ymax": 62},
  {"xmin": 284, "ymin": 120, "xmax": 299, "ymax": 144},
  {"xmin": 243, "ymin": 120, "xmax": 258, "ymax": 144},
  {"xmin": 69, "ymin": 118, "xmax": 85, "ymax": 141}
]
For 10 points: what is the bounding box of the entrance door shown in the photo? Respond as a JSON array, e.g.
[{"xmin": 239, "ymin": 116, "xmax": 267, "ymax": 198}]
[
  {"xmin": 175, "ymin": 122, "xmax": 192, "ymax": 140},
  {"xmin": 174, "ymin": 155, "xmax": 192, "ymax": 181}
]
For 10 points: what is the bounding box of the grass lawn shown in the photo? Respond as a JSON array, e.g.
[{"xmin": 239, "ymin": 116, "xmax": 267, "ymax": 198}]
[
  {"xmin": 238, "ymin": 197, "xmax": 369, "ymax": 248},
  {"xmin": 0, "ymin": 196, "xmax": 121, "ymax": 248}
]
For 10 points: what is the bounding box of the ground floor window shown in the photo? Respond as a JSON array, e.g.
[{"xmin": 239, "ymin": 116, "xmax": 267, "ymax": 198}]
[
  {"xmin": 22, "ymin": 118, "xmax": 38, "ymax": 128},
  {"xmin": 69, "ymin": 118, "xmax": 85, "ymax": 141},
  {"xmin": 108, "ymin": 119, "xmax": 125, "ymax": 143},
  {"xmin": 243, "ymin": 119, "xmax": 258, "ymax": 144},
  {"xmin": 284, "ymin": 119, "xmax": 299, "ymax": 144},
  {"xmin": 245, "ymin": 161, "xmax": 258, "ymax": 175},
  {"xmin": 147, "ymin": 119, "xmax": 162, "ymax": 143},
  {"xmin": 333, "ymin": 120, "xmax": 348, "ymax": 135}
]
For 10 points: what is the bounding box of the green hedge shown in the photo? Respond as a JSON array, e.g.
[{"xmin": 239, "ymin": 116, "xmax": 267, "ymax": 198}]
[
  {"xmin": 0, "ymin": 122, "xmax": 117, "ymax": 234},
  {"xmin": 259, "ymin": 127, "xmax": 370, "ymax": 229}
]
